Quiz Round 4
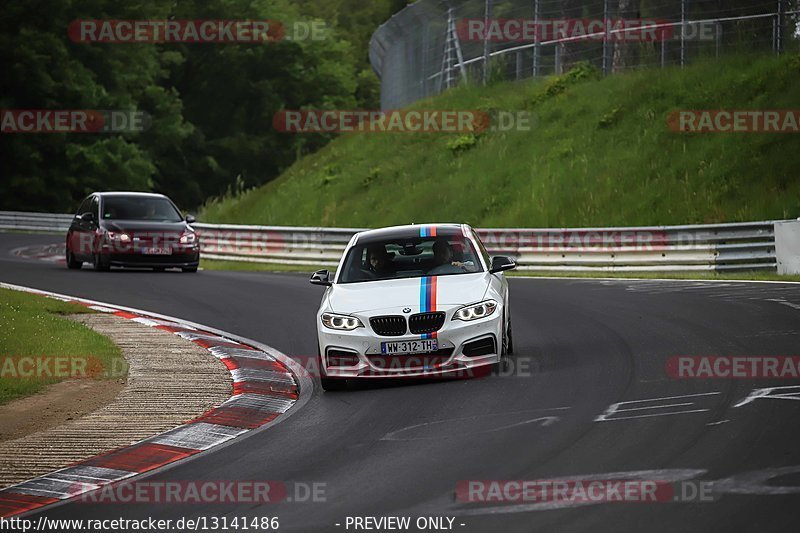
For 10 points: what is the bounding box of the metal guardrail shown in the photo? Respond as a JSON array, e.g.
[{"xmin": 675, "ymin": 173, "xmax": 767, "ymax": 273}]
[{"xmin": 1, "ymin": 211, "xmax": 780, "ymax": 272}]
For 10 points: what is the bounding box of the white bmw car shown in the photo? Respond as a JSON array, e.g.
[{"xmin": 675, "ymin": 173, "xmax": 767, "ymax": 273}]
[{"xmin": 310, "ymin": 224, "xmax": 516, "ymax": 390}]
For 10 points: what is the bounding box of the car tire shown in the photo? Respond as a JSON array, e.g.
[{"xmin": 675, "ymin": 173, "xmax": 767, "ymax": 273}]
[
  {"xmin": 182, "ymin": 266, "xmax": 198, "ymax": 273},
  {"xmin": 92, "ymin": 253, "xmax": 110, "ymax": 272},
  {"xmin": 506, "ymin": 318, "xmax": 514, "ymax": 356},
  {"xmin": 320, "ymin": 377, "xmax": 348, "ymax": 391},
  {"xmin": 66, "ymin": 250, "xmax": 82, "ymax": 270}
]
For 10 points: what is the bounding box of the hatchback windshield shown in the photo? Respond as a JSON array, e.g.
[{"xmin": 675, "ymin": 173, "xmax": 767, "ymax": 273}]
[
  {"xmin": 339, "ymin": 236, "xmax": 483, "ymax": 283},
  {"xmin": 102, "ymin": 197, "xmax": 183, "ymax": 222}
]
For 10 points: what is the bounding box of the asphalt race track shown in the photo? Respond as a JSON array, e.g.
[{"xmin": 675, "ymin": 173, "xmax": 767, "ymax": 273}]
[{"xmin": 2, "ymin": 232, "xmax": 800, "ymax": 532}]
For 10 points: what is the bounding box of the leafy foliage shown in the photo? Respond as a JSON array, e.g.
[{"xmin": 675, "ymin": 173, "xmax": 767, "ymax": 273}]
[{"xmin": 0, "ymin": 0, "xmax": 402, "ymax": 212}]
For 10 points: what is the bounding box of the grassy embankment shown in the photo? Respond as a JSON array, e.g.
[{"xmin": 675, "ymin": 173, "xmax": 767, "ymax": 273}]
[
  {"xmin": 199, "ymin": 54, "xmax": 800, "ymax": 278},
  {"xmin": 0, "ymin": 288, "xmax": 126, "ymax": 405}
]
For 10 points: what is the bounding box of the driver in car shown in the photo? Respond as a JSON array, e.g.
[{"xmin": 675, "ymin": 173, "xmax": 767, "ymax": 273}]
[
  {"xmin": 367, "ymin": 245, "xmax": 394, "ymax": 277},
  {"xmin": 428, "ymin": 240, "xmax": 467, "ymax": 274}
]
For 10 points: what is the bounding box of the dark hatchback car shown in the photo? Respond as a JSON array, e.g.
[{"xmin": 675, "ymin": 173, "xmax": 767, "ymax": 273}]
[{"xmin": 66, "ymin": 192, "xmax": 200, "ymax": 272}]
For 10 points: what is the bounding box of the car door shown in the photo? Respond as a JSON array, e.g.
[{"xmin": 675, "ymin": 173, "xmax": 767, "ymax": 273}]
[{"xmin": 70, "ymin": 195, "xmax": 98, "ymax": 260}]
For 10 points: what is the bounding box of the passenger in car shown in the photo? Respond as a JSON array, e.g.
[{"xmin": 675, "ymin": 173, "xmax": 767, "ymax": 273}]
[{"xmin": 367, "ymin": 245, "xmax": 395, "ymax": 277}]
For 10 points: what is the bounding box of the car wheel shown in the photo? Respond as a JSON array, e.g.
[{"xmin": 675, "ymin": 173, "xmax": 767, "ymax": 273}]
[
  {"xmin": 182, "ymin": 266, "xmax": 198, "ymax": 273},
  {"xmin": 66, "ymin": 250, "xmax": 82, "ymax": 270},
  {"xmin": 506, "ymin": 318, "xmax": 514, "ymax": 356},
  {"xmin": 318, "ymin": 349, "xmax": 348, "ymax": 391},
  {"xmin": 93, "ymin": 253, "xmax": 110, "ymax": 272}
]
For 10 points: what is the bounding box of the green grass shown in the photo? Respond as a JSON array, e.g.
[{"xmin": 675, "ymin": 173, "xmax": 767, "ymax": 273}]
[
  {"xmin": 0, "ymin": 288, "xmax": 126, "ymax": 405},
  {"xmin": 199, "ymin": 259, "xmax": 800, "ymax": 283},
  {"xmin": 201, "ymin": 258, "xmax": 322, "ymax": 273},
  {"xmin": 202, "ymin": 54, "xmax": 800, "ymax": 228},
  {"xmin": 507, "ymin": 270, "xmax": 800, "ymax": 283}
]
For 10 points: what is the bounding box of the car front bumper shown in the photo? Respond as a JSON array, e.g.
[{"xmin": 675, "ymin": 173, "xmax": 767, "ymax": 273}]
[{"xmin": 317, "ymin": 309, "xmax": 503, "ymax": 379}]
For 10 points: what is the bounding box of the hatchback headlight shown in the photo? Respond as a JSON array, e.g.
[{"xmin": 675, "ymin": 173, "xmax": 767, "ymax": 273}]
[
  {"xmin": 179, "ymin": 232, "xmax": 197, "ymax": 245},
  {"xmin": 106, "ymin": 231, "xmax": 131, "ymax": 243},
  {"xmin": 321, "ymin": 312, "xmax": 364, "ymax": 331},
  {"xmin": 453, "ymin": 300, "xmax": 498, "ymax": 321}
]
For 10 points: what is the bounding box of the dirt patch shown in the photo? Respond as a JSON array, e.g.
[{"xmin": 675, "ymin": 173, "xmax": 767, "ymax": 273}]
[{"xmin": 0, "ymin": 377, "xmax": 124, "ymax": 442}]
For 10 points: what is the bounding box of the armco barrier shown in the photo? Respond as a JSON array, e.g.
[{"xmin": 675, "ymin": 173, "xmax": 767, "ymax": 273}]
[{"xmin": 0, "ymin": 211, "xmax": 783, "ymax": 272}]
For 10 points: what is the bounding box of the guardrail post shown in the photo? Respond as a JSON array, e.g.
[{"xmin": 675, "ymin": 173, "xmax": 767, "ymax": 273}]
[{"xmin": 775, "ymin": 221, "xmax": 800, "ymax": 274}]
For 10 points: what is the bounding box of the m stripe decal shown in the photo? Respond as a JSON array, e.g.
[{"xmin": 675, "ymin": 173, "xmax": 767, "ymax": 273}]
[
  {"xmin": 419, "ymin": 226, "xmax": 437, "ymax": 238},
  {"xmin": 419, "ymin": 276, "xmax": 438, "ymax": 339}
]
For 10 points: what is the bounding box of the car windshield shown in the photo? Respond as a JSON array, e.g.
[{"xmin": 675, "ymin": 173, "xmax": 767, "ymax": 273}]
[
  {"xmin": 339, "ymin": 235, "xmax": 483, "ymax": 283},
  {"xmin": 102, "ymin": 197, "xmax": 183, "ymax": 222}
]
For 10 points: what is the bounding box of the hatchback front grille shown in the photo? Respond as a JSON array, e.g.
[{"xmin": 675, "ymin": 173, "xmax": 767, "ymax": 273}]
[
  {"xmin": 408, "ymin": 312, "xmax": 446, "ymax": 334},
  {"xmin": 370, "ymin": 316, "xmax": 407, "ymax": 336}
]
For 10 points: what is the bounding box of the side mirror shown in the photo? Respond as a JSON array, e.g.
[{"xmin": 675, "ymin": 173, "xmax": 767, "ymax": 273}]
[
  {"xmin": 80, "ymin": 212, "xmax": 95, "ymax": 223},
  {"xmin": 489, "ymin": 255, "xmax": 516, "ymax": 274},
  {"xmin": 310, "ymin": 269, "xmax": 332, "ymax": 286},
  {"xmin": 185, "ymin": 214, "xmax": 196, "ymax": 224}
]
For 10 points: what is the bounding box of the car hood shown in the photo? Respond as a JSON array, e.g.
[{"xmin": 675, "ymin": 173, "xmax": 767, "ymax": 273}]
[
  {"xmin": 327, "ymin": 273, "xmax": 490, "ymax": 314},
  {"xmin": 100, "ymin": 220, "xmax": 190, "ymax": 234}
]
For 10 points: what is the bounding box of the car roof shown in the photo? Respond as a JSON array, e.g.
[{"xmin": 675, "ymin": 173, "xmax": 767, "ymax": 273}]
[
  {"xmin": 92, "ymin": 192, "xmax": 169, "ymax": 199},
  {"xmin": 354, "ymin": 224, "xmax": 470, "ymax": 245}
]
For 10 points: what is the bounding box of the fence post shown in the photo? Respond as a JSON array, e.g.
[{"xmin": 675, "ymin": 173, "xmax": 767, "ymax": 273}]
[
  {"xmin": 603, "ymin": 0, "xmax": 611, "ymax": 75},
  {"xmin": 555, "ymin": 42, "xmax": 561, "ymax": 75},
  {"xmin": 776, "ymin": 0, "xmax": 784, "ymax": 55},
  {"xmin": 715, "ymin": 21, "xmax": 721, "ymax": 60},
  {"xmin": 772, "ymin": 14, "xmax": 777, "ymax": 54},
  {"xmin": 516, "ymin": 51, "xmax": 522, "ymax": 80},
  {"xmin": 680, "ymin": 0, "xmax": 687, "ymax": 68},
  {"xmin": 483, "ymin": 0, "xmax": 493, "ymax": 85},
  {"xmin": 661, "ymin": 32, "xmax": 667, "ymax": 68},
  {"xmin": 533, "ymin": 0, "xmax": 540, "ymax": 78}
]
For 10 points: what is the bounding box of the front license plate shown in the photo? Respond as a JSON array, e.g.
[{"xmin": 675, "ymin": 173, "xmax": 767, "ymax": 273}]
[
  {"xmin": 142, "ymin": 247, "xmax": 172, "ymax": 255},
  {"xmin": 381, "ymin": 340, "xmax": 438, "ymax": 355}
]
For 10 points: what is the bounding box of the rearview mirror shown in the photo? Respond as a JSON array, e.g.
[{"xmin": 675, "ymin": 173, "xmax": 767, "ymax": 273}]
[
  {"xmin": 80, "ymin": 212, "xmax": 95, "ymax": 223},
  {"xmin": 489, "ymin": 255, "xmax": 516, "ymax": 274},
  {"xmin": 185, "ymin": 214, "xmax": 196, "ymax": 224},
  {"xmin": 310, "ymin": 269, "xmax": 332, "ymax": 286}
]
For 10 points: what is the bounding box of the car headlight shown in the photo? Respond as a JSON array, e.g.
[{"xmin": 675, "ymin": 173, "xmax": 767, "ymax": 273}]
[
  {"xmin": 321, "ymin": 312, "xmax": 364, "ymax": 331},
  {"xmin": 453, "ymin": 299, "xmax": 498, "ymax": 321},
  {"xmin": 179, "ymin": 232, "xmax": 197, "ymax": 245},
  {"xmin": 106, "ymin": 232, "xmax": 131, "ymax": 243}
]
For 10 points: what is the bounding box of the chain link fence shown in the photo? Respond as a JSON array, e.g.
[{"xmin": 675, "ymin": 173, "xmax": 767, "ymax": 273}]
[{"xmin": 370, "ymin": 0, "xmax": 800, "ymax": 109}]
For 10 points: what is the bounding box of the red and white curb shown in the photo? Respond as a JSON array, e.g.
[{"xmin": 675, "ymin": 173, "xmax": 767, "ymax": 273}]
[
  {"xmin": 11, "ymin": 244, "xmax": 65, "ymax": 264},
  {"xmin": 0, "ymin": 282, "xmax": 313, "ymax": 518}
]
